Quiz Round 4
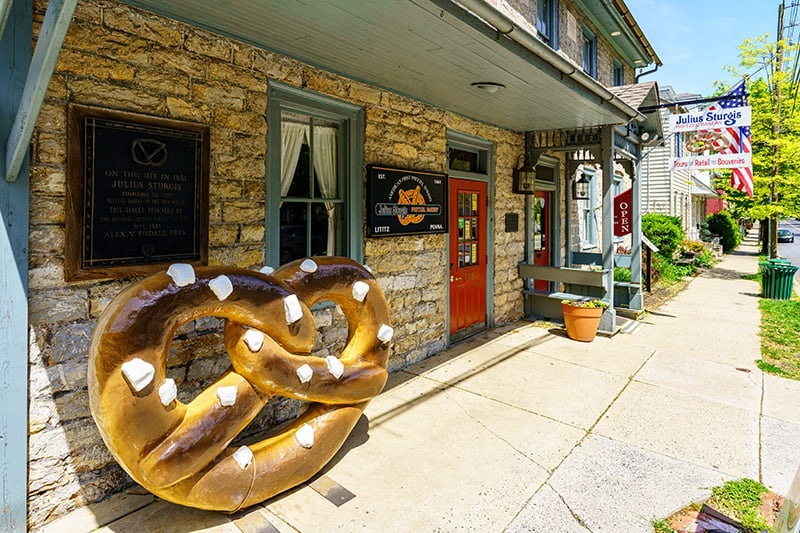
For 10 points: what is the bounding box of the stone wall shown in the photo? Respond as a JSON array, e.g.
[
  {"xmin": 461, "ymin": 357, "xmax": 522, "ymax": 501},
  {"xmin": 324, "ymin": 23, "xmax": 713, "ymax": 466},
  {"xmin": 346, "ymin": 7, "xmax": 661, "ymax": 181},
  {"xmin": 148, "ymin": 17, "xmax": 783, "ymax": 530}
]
[{"xmin": 27, "ymin": 0, "xmax": 526, "ymax": 528}]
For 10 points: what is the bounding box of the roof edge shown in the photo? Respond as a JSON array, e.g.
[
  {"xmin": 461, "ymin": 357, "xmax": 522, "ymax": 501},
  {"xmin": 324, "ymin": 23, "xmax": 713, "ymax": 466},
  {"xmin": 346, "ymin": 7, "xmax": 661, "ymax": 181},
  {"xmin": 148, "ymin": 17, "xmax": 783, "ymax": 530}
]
[
  {"xmin": 453, "ymin": 0, "xmax": 643, "ymax": 124},
  {"xmin": 611, "ymin": 0, "xmax": 662, "ymax": 67}
]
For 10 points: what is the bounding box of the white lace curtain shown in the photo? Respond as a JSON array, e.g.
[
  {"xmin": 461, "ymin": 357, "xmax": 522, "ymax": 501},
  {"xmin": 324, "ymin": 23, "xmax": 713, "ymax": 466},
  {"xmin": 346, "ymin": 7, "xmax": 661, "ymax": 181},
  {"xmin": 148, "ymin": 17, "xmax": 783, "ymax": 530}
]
[{"xmin": 280, "ymin": 121, "xmax": 339, "ymax": 256}]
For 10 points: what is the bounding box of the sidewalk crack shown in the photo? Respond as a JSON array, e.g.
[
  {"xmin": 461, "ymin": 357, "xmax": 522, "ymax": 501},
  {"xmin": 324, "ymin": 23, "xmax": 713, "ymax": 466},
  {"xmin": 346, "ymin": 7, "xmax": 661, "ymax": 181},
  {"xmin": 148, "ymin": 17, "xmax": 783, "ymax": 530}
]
[
  {"xmin": 550, "ymin": 483, "xmax": 593, "ymax": 532},
  {"xmin": 505, "ymin": 349, "xmax": 658, "ymax": 530},
  {"xmin": 445, "ymin": 388, "xmax": 552, "ymax": 474}
]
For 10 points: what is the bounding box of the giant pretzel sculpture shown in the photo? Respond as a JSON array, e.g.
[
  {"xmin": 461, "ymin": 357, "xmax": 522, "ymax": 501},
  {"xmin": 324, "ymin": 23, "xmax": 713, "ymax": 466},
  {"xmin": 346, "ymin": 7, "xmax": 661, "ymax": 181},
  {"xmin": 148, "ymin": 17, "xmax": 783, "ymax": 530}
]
[{"xmin": 88, "ymin": 257, "xmax": 392, "ymax": 511}]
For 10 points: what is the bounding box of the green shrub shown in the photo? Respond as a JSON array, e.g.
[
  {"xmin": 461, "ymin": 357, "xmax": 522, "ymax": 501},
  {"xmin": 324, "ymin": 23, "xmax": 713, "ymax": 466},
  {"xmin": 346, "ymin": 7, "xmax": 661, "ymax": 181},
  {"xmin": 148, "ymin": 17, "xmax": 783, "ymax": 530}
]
[
  {"xmin": 694, "ymin": 248, "xmax": 716, "ymax": 269},
  {"xmin": 652, "ymin": 254, "xmax": 695, "ymax": 284},
  {"xmin": 680, "ymin": 240, "xmax": 706, "ymax": 254},
  {"xmin": 642, "ymin": 213, "xmax": 685, "ymax": 259},
  {"xmin": 706, "ymin": 211, "xmax": 741, "ymax": 252},
  {"xmin": 699, "ymin": 221, "xmax": 713, "ymax": 242},
  {"xmin": 614, "ymin": 267, "xmax": 631, "ymax": 282},
  {"xmin": 679, "ymin": 240, "xmax": 717, "ymax": 269}
]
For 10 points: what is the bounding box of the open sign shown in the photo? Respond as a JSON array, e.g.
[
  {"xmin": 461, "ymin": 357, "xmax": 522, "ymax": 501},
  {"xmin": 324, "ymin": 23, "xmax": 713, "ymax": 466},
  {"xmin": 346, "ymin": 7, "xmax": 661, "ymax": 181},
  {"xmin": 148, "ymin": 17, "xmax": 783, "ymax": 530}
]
[{"xmin": 614, "ymin": 188, "xmax": 633, "ymax": 237}]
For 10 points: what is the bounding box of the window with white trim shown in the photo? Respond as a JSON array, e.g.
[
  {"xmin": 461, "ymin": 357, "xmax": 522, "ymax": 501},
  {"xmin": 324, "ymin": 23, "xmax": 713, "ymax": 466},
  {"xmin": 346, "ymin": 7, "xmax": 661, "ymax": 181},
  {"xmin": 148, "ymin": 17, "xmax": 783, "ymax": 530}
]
[{"xmin": 267, "ymin": 82, "xmax": 364, "ymax": 266}]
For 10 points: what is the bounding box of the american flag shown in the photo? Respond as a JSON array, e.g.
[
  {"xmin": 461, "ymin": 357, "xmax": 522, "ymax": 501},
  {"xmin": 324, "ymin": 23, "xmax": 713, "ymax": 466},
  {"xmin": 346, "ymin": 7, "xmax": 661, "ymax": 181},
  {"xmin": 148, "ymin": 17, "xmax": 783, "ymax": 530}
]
[{"xmin": 707, "ymin": 79, "xmax": 753, "ymax": 196}]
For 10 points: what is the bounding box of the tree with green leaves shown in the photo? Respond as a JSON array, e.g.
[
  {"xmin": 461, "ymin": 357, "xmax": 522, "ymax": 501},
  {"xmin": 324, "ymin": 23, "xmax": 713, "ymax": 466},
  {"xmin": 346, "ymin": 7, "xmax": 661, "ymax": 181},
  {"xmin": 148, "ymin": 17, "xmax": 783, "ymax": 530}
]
[{"xmin": 716, "ymin": 31, "xmax": 800, "ymax": 257}]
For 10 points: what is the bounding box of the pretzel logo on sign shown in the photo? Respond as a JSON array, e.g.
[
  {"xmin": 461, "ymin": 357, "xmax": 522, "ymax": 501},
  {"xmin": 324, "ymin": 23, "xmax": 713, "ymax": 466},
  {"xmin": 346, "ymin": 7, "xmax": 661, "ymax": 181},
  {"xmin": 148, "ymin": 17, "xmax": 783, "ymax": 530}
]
[
  {"xmin": 396, "ymin": 186, "xmax": 426, "ymax": 226},
  {"xmin": 685, "ymin": 131, "xmax": 731, "ymax": 154},
  {"xmin": 88, "ymin": 257, "xmax": 392, "ymax": 511},
  {"xmin": 130, "ymin": 138, "xmax": 169, "ymax": 167}
]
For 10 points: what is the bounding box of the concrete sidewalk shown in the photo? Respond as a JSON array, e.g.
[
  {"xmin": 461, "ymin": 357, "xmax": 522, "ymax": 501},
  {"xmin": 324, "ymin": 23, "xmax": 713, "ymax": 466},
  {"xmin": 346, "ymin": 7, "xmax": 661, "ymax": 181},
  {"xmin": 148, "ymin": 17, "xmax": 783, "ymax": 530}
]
[{"xmin": 44, "ymin": 232, "xmax": 800, "ymax": 532}]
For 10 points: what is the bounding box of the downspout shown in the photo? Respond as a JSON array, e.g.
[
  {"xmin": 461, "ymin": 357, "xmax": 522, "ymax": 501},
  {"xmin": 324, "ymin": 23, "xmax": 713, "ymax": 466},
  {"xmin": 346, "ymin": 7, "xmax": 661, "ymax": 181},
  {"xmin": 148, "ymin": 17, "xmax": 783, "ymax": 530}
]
[
  {"xmin": 454, "ymin": 0, "xmax": 643, "ymax": 124},
  {"xmin": 635, "ymin": 63, "xmax": 659, "ymax": 83}
]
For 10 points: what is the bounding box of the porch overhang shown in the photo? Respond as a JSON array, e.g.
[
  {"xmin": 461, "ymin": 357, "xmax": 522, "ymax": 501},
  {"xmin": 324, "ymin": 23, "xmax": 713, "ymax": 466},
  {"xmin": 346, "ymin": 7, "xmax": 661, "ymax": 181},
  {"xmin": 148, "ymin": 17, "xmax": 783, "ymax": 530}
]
[
  {"xmin": 120, "ymin": 0, "xmax": 642, "ymax": 132},
  {"xmin": 691, "ymin": 176, "xmax": 721, "ymax": 198}
]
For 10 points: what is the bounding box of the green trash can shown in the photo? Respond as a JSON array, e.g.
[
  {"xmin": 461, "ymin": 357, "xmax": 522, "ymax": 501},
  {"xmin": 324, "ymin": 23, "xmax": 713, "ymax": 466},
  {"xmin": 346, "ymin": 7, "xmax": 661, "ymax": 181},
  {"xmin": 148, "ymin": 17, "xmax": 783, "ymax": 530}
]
[
  {"xmin": 761, "ymin": 261, "xmax": 798, "ymax": 299},
  {"xmin": 760, "ymin": 262, "xmax": 775, "ymax": 297}
]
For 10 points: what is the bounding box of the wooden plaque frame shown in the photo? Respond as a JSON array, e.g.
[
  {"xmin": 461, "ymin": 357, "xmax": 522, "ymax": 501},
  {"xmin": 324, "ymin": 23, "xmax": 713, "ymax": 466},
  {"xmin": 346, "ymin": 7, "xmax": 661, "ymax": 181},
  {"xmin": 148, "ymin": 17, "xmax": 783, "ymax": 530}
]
[{"xmin": 66, "ymin": 105, "xmax": 210, "ymax": 281}]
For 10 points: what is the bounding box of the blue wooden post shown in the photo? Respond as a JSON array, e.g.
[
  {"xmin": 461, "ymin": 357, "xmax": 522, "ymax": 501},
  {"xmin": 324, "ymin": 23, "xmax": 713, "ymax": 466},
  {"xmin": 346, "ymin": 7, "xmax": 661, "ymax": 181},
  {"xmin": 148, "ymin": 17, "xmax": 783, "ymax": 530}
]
[
  {"xmin": 629, "ymin": 157, "xmax": 644, "ymax": 311},
  {"xmin": 599, "ymin": 125, "xmax": 616, "ymax": 332},
  {"xmin": 1, "ymin": 0, "xmax": 31, "ymax": 529}
]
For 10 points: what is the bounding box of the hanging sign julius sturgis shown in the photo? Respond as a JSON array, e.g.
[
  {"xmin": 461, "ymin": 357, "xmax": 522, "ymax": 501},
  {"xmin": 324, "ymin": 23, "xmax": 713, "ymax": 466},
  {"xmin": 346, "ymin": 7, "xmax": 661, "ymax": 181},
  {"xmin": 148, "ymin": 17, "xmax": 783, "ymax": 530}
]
[
  {"xmin": 668, "ymin": 106, "xmax": 750, "ymax": 132},
  {"xmin": 668, "ymin": 105, "xmax": 752, "ymax": 171}
]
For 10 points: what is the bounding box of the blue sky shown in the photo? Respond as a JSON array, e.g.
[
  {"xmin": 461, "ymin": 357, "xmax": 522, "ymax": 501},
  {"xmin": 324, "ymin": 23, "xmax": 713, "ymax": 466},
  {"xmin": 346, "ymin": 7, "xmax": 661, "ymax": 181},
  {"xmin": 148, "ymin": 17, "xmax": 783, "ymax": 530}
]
[{"xmin": 626, "ymin": 0, "xmax": 779, "ymax": 96}]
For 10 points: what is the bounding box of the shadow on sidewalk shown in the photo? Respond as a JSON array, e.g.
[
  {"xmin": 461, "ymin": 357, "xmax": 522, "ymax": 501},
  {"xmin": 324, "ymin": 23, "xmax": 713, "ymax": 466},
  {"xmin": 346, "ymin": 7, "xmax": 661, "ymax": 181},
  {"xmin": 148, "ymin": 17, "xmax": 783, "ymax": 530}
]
[{"xmin": 703, "ymin": 266, "xmax": 755, "ymax": 281}]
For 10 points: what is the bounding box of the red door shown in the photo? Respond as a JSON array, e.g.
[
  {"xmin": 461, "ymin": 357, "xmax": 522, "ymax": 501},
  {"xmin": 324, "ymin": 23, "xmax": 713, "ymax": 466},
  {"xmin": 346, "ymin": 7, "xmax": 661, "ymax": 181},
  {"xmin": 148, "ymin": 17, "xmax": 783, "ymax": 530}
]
[
  {"xmin": 533, "ymin": 191, "xmax": 550, "ymax": 290},
  {"xmin": 449, "ymin": 179, "xmax": 487, "ymax": 337}
]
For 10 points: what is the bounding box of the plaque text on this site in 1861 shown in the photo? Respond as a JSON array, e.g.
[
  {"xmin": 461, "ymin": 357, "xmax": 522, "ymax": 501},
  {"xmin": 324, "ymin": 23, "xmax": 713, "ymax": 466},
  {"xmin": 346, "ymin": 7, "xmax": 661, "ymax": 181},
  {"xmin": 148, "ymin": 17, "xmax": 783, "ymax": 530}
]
[{"xmin": 66, "ymin": 105, "xmax": 209, "ymax": 281}]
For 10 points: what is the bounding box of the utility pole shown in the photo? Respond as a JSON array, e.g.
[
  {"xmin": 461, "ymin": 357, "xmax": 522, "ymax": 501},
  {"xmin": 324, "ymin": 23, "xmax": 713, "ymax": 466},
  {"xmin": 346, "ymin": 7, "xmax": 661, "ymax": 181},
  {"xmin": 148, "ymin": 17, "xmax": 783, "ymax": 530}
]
[{"xmin": 770, "ymin": 1, "xmax": 785, "ymax": 259}]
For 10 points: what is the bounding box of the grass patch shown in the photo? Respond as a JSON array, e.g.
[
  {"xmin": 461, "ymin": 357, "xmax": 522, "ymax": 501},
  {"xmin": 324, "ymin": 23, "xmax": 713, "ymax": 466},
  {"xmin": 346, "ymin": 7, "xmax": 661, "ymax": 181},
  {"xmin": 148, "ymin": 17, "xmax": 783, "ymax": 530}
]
[
  {"xmin": 708, "ymin": 478, "xmax": 771, "ymax": 532},
  {"xmin": 651, "ymin": 518, "xmax": 677, "ymax": 532},
  {"xmin": 759, "ymin": 298, "xmax": 800, "ymax": 379},
  {"xmin": 654, "ymin": 478, "xmax": 777, "ymax": 532}
]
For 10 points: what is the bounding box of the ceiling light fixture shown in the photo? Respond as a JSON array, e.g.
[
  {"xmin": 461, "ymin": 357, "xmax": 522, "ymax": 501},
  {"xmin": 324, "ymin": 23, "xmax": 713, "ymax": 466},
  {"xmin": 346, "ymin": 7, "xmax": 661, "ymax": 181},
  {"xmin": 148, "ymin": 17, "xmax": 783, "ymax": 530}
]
[
  {"xmin": 633, "ymin": 59, "xmax": 644, "ymax": 64},
  {"xmin": 471, "ymin": 82, "xmax": 506, "ymax": 94},
  {"xmin": 610, "ymin": 30, "xmax": 621, "ymax": 36}
]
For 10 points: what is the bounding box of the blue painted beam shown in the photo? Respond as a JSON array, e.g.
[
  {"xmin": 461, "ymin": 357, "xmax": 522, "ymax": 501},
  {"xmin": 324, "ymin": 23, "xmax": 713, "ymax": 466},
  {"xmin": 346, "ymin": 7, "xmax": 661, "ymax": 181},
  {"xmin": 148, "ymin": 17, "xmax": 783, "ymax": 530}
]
[
  {"xmin": 0, "ymin": 0, "xmax": 31, "ymax": 528},
  {"xmin": 0, "ymin": 0, "xmax": 13, "ymax": 41},
  {"xmin": 4, "ymin": 0, "xmax": 75, "ymax": 183},
  {"xmin": 599, "ymin": 125, "xmax": 617, "ymax": 332}
]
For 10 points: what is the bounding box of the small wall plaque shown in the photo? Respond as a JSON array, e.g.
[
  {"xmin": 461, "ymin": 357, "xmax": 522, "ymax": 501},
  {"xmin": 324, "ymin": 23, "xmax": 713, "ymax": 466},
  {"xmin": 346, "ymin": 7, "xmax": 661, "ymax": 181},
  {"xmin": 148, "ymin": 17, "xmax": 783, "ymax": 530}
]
[
  {"xmin": 505, "ymin": 212, "xmax": 519, "ymax": 233},
  {"xmin": 66, "ymin": 105, "xmax": 209, "ymax": 281}
]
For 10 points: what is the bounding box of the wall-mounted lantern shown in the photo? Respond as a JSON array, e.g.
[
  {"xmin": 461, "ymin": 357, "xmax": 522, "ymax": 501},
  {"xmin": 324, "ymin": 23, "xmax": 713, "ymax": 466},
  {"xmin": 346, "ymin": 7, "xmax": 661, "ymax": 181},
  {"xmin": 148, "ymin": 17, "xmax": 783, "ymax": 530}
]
[
  {"xmin": 512, "ymin": 154, "xmax": 536, "ymax": 195},
  {"xmin": 572, "ymin": 172, "xmax": 591, "ymax": 201}
]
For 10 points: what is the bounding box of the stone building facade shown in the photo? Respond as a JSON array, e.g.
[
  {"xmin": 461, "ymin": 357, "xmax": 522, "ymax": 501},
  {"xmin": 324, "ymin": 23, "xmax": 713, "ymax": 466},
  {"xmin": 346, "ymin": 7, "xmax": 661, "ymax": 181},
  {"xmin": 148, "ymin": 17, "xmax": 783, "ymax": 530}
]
[{"xmin": 18, "ymin": 0, "xmax": 653, "ymax": 529}]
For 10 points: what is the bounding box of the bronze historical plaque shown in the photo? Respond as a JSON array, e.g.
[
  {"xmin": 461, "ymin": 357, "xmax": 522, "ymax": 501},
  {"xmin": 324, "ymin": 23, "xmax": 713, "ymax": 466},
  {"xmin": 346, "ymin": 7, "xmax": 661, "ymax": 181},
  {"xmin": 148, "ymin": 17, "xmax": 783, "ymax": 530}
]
[{"xmin": 66, "ymin": 105, "xmax": 209, "ymax": 281}]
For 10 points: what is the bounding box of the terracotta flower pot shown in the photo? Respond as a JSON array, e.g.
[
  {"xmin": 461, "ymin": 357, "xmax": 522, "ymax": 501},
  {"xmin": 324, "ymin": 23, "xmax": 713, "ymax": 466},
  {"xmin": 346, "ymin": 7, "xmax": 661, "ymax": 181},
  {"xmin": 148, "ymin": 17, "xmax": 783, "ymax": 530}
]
[{"xmin": 561, "ymin": 302, "xmax": 603, "ymax": 342}]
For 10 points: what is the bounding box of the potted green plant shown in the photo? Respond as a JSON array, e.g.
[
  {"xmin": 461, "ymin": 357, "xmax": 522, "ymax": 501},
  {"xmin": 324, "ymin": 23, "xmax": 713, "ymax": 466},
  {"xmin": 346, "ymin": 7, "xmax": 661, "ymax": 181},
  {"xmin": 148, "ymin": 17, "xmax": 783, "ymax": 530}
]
[{"xmin": 561, "ymin": 299, "xmax": 609, "ymax": 342}]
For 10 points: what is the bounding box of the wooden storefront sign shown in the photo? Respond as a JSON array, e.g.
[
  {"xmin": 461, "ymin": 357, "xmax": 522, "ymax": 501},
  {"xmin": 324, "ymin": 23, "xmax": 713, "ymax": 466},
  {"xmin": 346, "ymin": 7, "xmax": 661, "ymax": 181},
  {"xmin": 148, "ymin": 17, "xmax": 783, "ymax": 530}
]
[
  {"xmin": 66, "ymin": 105, "xmax": 209, "ymax": 281},
  {"xmin": 366, "ymin": 165, "xmax": 447, "ymax": 237}
]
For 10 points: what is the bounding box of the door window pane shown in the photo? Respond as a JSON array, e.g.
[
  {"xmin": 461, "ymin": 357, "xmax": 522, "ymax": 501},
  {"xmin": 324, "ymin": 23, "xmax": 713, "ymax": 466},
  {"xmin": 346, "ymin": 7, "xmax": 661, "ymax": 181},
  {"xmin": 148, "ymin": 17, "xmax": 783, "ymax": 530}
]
[
  {"xmin": 534, "ymin": 195, "xmax": 546, "ymax": 251},
  {"xmin": 456, "ymin": 192, "xmax": 480, "ymax": 267}
]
